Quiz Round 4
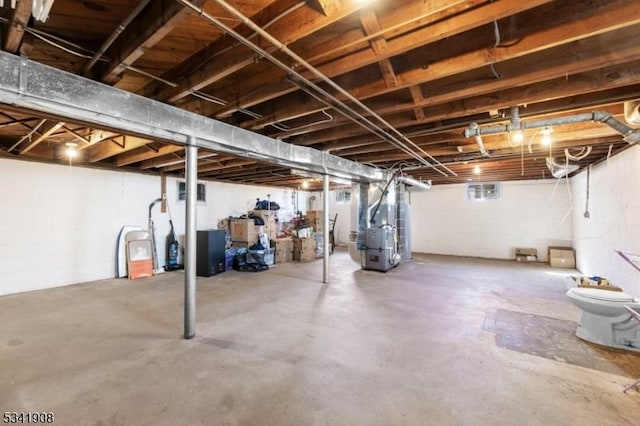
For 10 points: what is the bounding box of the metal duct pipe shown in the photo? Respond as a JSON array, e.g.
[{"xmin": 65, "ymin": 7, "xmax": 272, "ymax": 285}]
[
  {"xmin": 510, "ymin": 106, "xmax": 521, "ymax": 130},
  {"xmin": 464, "ymin": 111, "xmax": 640, "ymax": 144},
  {"xmin": 348, "ymin": 183, "xmax": 363, "ymax": 263},
  {"xmin": 357, "ymin": 184, "xmax": 369, "ymax": 250},
  {"xmin": 468, "ymin": 123, "xmax": 489, "ymax": 156},
  {"xmin": 0, "ymin": 52, "xmax": 384, "ymax": 183},
  {"xmin": 82, "ymin": 0, "xmax": 152, "ymax": 74},
  {"xmin": 396, "ymin": 186, "xmax": 412, "ymax": 262},
  {"xmin": 396, "ymin": 175, "xmax": 432, "ymax": 191},
  {"xmin": 546, "ymin": 157, "xmax": 579, "ymax": 178},
  {"xmin": 624, "ymin": 100, "xmax": 640, "ymax": 125}
]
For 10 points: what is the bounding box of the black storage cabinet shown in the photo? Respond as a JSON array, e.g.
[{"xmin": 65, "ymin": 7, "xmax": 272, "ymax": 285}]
[{"xmin": 196, "ymin": 229, "xmax": 226, "ymax": 277}]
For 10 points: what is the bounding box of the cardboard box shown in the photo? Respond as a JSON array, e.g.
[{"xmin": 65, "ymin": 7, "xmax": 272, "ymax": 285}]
[
  {"xmin": 515, "ymin": 247, "xmax": 537, "ymax": 262},
  {"xmin": 307, "ymin": 210, "xmax": 324, "ymax": 232},
  {"xmin": 293, "ymin": 237, "xmax": 316, "ymax": 252},
  {"xmin": 549, "ymin": 246, "xmax": 575, "ymax": 268},
  {"xmin": 231, "ymin": 218, "xmax": 260, "ymax": 243},
  {"xmin": 293, "ymin": 249, "xmax": 316, "ymax": 262},
  {"xmin": 251, "ymin": 210, "xmax": 277, "ymax": 240},
  {"xmin": 275, "ymin": 238, "xmax": 293, "ymax": 263}
]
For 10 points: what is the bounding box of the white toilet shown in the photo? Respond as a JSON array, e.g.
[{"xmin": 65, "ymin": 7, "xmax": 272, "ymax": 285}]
[{"xmin": 566, "ymin": 287, "xmax": 640, "ymax": 352}]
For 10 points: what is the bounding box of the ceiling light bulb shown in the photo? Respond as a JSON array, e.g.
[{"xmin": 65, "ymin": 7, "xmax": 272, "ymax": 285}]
[
  {"xmin": 65, "ymin": 142, "xmax": 77, "ymax": 158},
  {"xmin": 473, "ymin": 165, "xmax": 481, "ymax": 175},
  {"xmin": 541, "ymin": 127, "xmax": 553, "ymax": 145},
  {"xmin": 512, "ymin": 130, "xmax": 524, "ymax": 143},
  {"xmin": 301, "ymin": 181, "xmax": 309, "ymax": 189}
]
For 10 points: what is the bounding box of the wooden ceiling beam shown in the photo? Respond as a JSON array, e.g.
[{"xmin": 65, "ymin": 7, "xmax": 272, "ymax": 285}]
[
  {"xmin": 359, "ymin": 11, "xmax": 398, "ymax": 88},
  {"xmin": 281, "ymin": 63, "xmax": 640, "ymax": 145},
  {"xmin": 99, "ymin": 0, "xmax": 204, "ymax": 84},
  {"xmin": 3, "ymin": 0, "xmax": 31, "ymax": 54},
  {"xmin": 88, "ymin": 135, "xmax": 151, "ymax": 163},
  {"xmin": 20, "ymin": 121, "xmax": 65, "ymax": 154},
  {"xmin": 154, "ymin": 0, "xmax": 373, "ymax": 104},
  {"xmin": 0, "ymin": 117, "xmax": 38, "ymax": 129},
  {"xmin": 144, "ymin": 152, "xmax": 218, "ymax": 171},
  {"xmin": 409, "ymin": 86, "xmax": 426, "ymax": 122},
  {"xmin": 278, "ymin": 27, "xmax": 640, "ymax": 144},
  {"xmin": 208, "ymin": 0, "xmax": 552, "ymax": 119},
  {"xmin": 234, "ymin": 0, "xmax": 640, "ymax": 132},
  {"xmin": 115, "ymin": 144, "xmax": 183, "ymax": 167},
  {"xmin": 61, "ymin": 126, "xmax": 91, "ymax": 146},
  {"xmin": 303, "ymin": 0, "xmax": 476, "ymax": 65},
  {"xmin": 198, "ymin": 159, "xmax": 257, "ymax": 174}
]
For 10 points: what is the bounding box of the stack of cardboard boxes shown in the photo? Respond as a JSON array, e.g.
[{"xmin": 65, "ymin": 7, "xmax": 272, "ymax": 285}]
[
  {"xmin": 229, "ymin": 210, "xmax": 277, "ymax": 248},
  {"xmin": 230, "ymin": 218, "xmax": 260, "ymax": 248},
  {"xmin": 275, "ymin": 238, "xmax": 293, "ymax": 263},
  {"xmin": 250, "ymin": 210, "xmax": 278, "ymax": 240},
  {"xmin": 293, "ymin": 237, "xmax": 317, "ymax": 262},
  {"xmin": 306, "ymin": 210, "xmax": 323, "ymax": 232}
]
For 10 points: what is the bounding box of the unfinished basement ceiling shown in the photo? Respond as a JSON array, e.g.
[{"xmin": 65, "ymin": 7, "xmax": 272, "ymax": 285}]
[{"xmin": 1, "ymin": 0, "xmax": 639, "ymax": 187}]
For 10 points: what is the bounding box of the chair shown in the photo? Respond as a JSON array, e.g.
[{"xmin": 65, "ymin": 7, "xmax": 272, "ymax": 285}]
[{"xmin": 623, "ymin": 305, "xmax": 640, "ymax": 393}]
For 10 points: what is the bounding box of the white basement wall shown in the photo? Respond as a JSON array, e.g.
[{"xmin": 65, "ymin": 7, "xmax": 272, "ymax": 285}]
[
  {"xmin": 0, "ymin": 158, "xmax": 301, "ymax": 296},
  {"xmin": 308, "ymin": 190, "xmax": 351, "ymax": 246},
  {"xmin": 409, "ymin": 180, "xmax": 572, "ymax": 261},
  {"xmin": 571, "ymin": 145, "xmax": 640, "ymax": 297}
]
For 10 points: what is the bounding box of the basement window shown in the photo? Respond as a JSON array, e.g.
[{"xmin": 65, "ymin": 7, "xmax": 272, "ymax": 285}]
[
  {"xmin": 467, "ymin": 182, "xmax": 500, "ymax": 201},
  {"xmin": 335, "ymin": 190, "xmax": 351, "ymax": 204},
  {"xmin": 178, "ymin": 181, "xmax": 206, "ymax": 202}
]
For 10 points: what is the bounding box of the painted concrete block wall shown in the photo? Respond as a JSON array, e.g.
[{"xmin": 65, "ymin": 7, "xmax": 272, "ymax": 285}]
[
  {"xmin": 409, "ymin": 180, "xmax": 572, "ymax": 261},
  {"xmin": 161, "ymin": 177, "xmax": 301, "ymax": 241},
  {"xmin": 0, "ymin": 159, "xmax": 158, "ymax": 295},
  {"xmin": 571, "ymin": 146, "xmax": 640, "ymax": 297},
  {"xmin": 308, "ymin": 190, "xmax": 352, "ymax": 246},
  {"xmin": 0, "ymin": 158, "xmax": 302, "ymax": 296}
]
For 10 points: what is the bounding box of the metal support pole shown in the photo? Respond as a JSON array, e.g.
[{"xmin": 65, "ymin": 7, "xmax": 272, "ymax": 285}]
[
  {"xmin": 184, "ymin": 138, "xmax": 198, "ymax": 339},
  {"xmin": 323, "ymin": 174, "xmax": 330, "ymax": 284}
]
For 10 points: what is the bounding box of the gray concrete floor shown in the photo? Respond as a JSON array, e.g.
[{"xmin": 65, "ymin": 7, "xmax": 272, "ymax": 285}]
[{"xmin": 1, "ymin": 252, "xmax": 639, "ymax": 426}]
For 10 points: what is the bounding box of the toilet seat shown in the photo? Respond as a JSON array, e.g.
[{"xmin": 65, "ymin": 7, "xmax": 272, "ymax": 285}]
[{"xmin": 570, "ymin": 287, "xmax": 634, "ymax": 302}]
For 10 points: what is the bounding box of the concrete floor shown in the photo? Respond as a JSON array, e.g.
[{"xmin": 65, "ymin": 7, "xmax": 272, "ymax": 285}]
[{"xmin": 1, "ymin": 252, "xmax": 639, "ymax": 425}]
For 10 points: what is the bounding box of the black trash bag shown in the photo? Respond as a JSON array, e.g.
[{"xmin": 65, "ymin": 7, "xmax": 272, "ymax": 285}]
[
  {"xmin": 248, "ymin": 213, "xmax": 264, "ymax": 226},
  {"xmin": 232, "ymin": 252, "xmax": 269, "ymax": 272}
]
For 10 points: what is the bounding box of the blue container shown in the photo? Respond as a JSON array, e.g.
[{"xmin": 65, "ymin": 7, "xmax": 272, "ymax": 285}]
[{"xmin": 225, "ymin": 248, "xmax": 237, "ymax": 271}]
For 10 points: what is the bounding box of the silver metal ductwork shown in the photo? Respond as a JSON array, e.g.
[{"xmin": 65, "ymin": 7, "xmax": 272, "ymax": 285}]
[
  {"xmin": 624, "ymin": 100, "xmax": 640, "ymax": 126},
  {"xmin": 464, "ymin": 110, "xmax": 640, "ymax": 144},
  {"xmin": 468, "ymin": 122, "xmax": 490, "ymax": 157},
  {"xmin": 396, "ymin": 175, "xmax": 432, "ymax": 191},
  {"xmin": 546, "ymin": 158, "xmax": 580, "ymax": 178}
]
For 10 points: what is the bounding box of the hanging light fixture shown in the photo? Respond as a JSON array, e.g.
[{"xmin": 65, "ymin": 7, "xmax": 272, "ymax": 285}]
[
  {"xmin": 511, "ymin": 130, "xmax": 524, "ymax": 144},
  {"xmin": 541, "ymin": 127, "xmax": 553, "ymax": 145},
  {"xmin": 0, "ymin": 0, "xmax": 55, "ymax": 22},
  {"xmin": 473, "ymin": 165, "xmax": 481, "ymax": 175},
  {"xmin": 65, "ymin": 142, "xmax": 77, "ymax": 158}
]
